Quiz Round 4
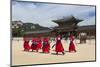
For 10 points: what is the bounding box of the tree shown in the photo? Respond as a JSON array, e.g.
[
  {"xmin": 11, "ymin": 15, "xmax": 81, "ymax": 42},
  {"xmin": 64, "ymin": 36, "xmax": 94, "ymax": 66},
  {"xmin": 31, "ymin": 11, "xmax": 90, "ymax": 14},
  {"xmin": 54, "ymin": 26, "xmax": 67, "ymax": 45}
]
[{"xmin": 12, "ymin": 26, "xmax": 24, "ymax": 37}]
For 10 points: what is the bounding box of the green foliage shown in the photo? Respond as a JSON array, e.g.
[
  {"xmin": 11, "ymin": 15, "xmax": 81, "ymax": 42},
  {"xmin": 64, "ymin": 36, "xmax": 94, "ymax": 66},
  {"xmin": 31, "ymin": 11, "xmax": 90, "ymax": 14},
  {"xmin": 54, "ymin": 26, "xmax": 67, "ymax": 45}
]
[
  {"xmin": 12, "ymin": 22, "xmax": 50, "ymax": 37},
  {"xmin": 12, "ymin": 27, "xmax": 24, "ymax": 37}
]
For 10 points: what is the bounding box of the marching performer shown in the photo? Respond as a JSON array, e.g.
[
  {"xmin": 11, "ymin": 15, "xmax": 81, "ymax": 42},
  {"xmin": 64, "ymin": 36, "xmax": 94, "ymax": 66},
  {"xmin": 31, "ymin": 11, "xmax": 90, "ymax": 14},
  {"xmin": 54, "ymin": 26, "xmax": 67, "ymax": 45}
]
[
  {"xmin": 37, "ymin": 38, "xmax": 42, "ymax": 49},
  {"xmin": 69, "ymin": 34, "xmax": 76, "ymax": 52},
  {"xmin": 23, "ymin": 37, "xmax": 30, "ymax": 51},
  {"xmin": 54, "ymin": 35, "xmax": 65, "ymax": 55},
  {"xmin": 31, "ymin": 38, "xmax": 39, "ymax": 52},
  {"xmin": 42, "ymin": 38, "xmax": 50, "ymax": 53}
]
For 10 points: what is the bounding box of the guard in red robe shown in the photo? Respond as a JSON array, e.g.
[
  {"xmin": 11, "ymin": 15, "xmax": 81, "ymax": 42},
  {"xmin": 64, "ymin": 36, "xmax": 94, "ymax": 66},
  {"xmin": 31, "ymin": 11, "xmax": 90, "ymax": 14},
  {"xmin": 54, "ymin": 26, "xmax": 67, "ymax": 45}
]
[
  {"xmin": 23, "ymin": 37, "xmax": 30, "ymax": 51},
  {"xmin": 37, "ymin": 38, "xmax": 42, "ymax": 49},
  {"xmin": 69, "ymin": 34, "xmax": 76, "ymax": 52},
  {"xmin": 31, "ymin": 38, "xmax": 39, "ymax": 52},
  {"xmin": 55, "ymin": 35, "xmax": 65, "ymax": 55},
  {"xmin": 42, "ymin": 38, "xmax": 50, "ymax": 53}
]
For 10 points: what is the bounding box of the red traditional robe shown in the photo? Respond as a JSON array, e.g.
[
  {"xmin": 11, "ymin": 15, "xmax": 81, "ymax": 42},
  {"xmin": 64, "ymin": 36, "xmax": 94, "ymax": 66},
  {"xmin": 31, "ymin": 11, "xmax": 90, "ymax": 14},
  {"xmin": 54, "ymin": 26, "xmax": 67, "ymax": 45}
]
[
  {"xmin": 31, "ymin": 38, "xmax": 39, "ymax": 51},
  {"xmin": 55, "ymin": 35, "xmax": 64, "ymax": 52},
  {"xmin": 69, "ymin": 35, "xmax": 76, "ymax": 52},
  {"xmin": 37, "ymin": 38, "xmax": 42, "ymax": 49},
  {"xmin": 23, "ymin": 40, "xmax": 30, "ymax": 51},
  {"xmin": 42, "ymin": 38, "xmax": 50, "ymax": 53}
]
